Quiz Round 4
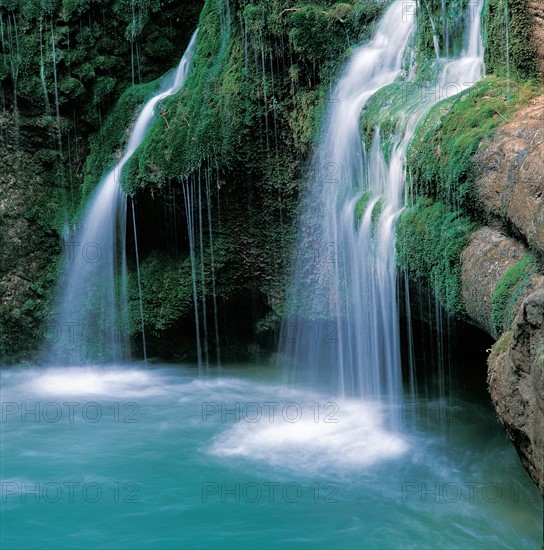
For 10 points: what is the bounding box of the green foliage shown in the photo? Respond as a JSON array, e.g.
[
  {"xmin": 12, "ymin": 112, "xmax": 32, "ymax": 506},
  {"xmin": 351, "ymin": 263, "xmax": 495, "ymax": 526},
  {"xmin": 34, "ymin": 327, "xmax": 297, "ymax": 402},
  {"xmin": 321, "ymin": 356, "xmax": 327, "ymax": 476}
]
[
  {"xmin": 0, "ymin": 0, "xmax": 203, "ymax": 125},
  {"xmin": 128, "ymin": 251, "xmax": 194, "ymax": 335},
  {"xmin": 123, "ymin": 0, "xmax": 385, "ymax": 191},
  {"xmin": 492, "ymin": 254, "xmax": 538, "ymax": 336},
  {"xmin": 397, "ymin": 197, "xmax": 474, "ymax": 318},
  {"xmin": 482, "ymin": 0, "xmax": 539, "ymax": 81},
  {"xmin": 355, "ymin": 190, "xmax": 372, "ymax": 223},
  {"xmin": 360, "ymin": 82, "xmax": 420, "ymax": 162},
  {"xmin": 0, "ymin": 0, "xmax": 201, "ymax": 363},
  {"xmin": 118, "ymin": 0, "xmax": 386, "ymax": 343},
  {"xmin": 407, "ymin": 76, "xmax": 537, "ymax": 216},
  {"xmin": 82, "ymin": 77, "xmax": 162, "ymax": 202}
]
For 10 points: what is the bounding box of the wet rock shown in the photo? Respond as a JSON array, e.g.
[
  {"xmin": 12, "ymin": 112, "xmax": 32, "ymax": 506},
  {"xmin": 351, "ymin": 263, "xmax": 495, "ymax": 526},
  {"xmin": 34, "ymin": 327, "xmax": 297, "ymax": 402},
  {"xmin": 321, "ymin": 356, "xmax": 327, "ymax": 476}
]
[
  {"xmin": 460, "ymin": 227, "xmax": 531, "ymax": 336},
  {"xmin": 488, "ymin": 285, "xmax": 544, "ymax": 493},
  {"xmin": 475, "ymin": 95, "xmax": 544, "ymax": 255}
]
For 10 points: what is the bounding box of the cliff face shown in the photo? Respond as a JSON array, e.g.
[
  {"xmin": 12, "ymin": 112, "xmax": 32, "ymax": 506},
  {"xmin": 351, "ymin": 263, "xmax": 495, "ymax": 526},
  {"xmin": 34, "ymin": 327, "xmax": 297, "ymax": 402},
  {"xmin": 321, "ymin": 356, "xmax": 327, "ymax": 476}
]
[
  {"xmin": 488, "ymin": 286, "xmax": 544, "ymax": 493},
  {"xmin": 475, "ymin": 96, "xmax": 544, "ymax": 255},
  {"xmin": 460, "ymin": 227, "xmax": 536, "ymax": 338},
  {"xmin": 400, "ymin": 90, "xmax": 544, "ymax": 491},
  {"xmin": 472, "ymin": 96, "xmax": 544, "ymax": 492},
  {"xmin": 0, "ymin": 0, "xmax": 202, "ymax": 363}
]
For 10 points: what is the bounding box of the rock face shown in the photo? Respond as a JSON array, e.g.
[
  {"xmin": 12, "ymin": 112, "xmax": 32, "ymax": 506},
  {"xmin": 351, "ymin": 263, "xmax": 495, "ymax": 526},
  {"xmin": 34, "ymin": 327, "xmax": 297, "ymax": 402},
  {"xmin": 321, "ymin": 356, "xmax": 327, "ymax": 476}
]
[
  {"xmin": 0, "ymin": 112, "xmax": 64, "ymax": 363},
  {"xmin": 460, "ymin": 227, "xmax": 531, "ymax": 337},
  {"xmin": 488, "ymin": 286, "xmax": 544, "ymax": 493},
  {"xmin": 472, "ymin": 97, "xmax": 544, "ymax": 493},
  {"xmin": 475, "ymin": 95, "xmax": 544, "ymax": 255}
]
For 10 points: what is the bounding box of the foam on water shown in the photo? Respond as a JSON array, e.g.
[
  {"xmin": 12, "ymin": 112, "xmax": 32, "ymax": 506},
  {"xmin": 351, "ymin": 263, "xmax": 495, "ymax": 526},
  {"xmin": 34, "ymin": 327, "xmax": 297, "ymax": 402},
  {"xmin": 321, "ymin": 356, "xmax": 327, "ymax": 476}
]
[
  {"xmin": 208, "ymin": 398, "xmax": 408, "ymax": 473},
  {"xmin": 2, "ymin": 366, "xmax": 172, "ymax": 399}
]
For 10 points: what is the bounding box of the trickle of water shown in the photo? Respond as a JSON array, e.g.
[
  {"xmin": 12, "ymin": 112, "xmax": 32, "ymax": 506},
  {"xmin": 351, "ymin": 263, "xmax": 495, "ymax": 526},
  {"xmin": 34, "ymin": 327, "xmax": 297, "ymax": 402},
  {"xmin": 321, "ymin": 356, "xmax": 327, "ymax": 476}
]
[
  {"xmin": 505, "ymin": 0, "xmax": 511, "ymax": 97},
  {"xmin": 131, "ymin": 197, "xmax": 147, "ymax": 365},
  {"xmin": 48, "ymin": 32, "xmax": 198, "ymax": 365},
  {"xmin": 183, "ymin": 177, "xmax": 203, "ymax": 371},
  {"xmin": 422, "ymin": 0, "xmax": 441, "ymax": 58},
  {"xmin": 205, "ymin": 163, "xmax": 221, "ymax": 366},
  {"xmin": 198, "ymin": 169, "xmax": 210, "ymax": 370},
  {"xmin": 49, "ymin": 19, "xmax": 63, "ymax": 167},
  {"xmin": 6, "ymin": 13, "xmax": 20, "ymax": 162}
]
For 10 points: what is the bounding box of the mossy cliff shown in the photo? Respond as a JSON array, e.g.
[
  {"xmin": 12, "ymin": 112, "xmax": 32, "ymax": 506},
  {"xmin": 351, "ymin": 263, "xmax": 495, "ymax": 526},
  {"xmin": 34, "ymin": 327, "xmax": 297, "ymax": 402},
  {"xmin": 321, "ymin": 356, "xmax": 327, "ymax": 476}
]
[
  {"xmin": 390, "ymin": 3, "xmax": 544, "ymax": 490},
  {"xmin": 1, "ymin": 0, "xmax": 385, "ymax": 361},
  {"xmin": 0, "ymin": 0, "xmax": 202, "ymax": 362},
  {"xmin": 103, "ymin": 0, "xmax": 385, "ymax": 358}
]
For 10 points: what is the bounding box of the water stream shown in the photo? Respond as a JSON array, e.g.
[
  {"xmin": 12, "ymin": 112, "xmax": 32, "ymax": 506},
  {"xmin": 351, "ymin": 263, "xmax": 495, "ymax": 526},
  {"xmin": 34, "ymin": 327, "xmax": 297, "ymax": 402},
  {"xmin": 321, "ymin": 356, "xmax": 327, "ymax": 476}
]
[
  {"xmin": 282, "ymin": 0, "xmax": 483, "ymax": 415},
  {"xmin": 47, "ymin": 32, "xmax": 198, "ymax": 366},
  {"xmin": 1, "ymin": 4, "xmax": 542, "ymax": 548}
]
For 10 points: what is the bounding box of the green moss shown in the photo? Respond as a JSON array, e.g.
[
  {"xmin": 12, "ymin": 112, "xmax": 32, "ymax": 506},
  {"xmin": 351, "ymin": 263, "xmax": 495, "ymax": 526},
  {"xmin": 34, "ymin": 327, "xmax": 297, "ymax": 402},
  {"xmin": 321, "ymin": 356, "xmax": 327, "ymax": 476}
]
[
  {"xmin": 354, "ymin": 191, "xmax": 385, "ymax": 238},
  {"xmin": 355, "ymin": 190, "xmax": 372, "ymax": 224},
  {"xmin": 360, "ymin": 83, "xmax": 415, "ymax": 161},
  {"xmin": 492, "ymin": 254, "xmax": 538, "ymax": 336},
  {"xmin": 128, "ymin": 251, "xmax": 194, "ymax": 336},
  {"xmin": 489, "ymin": 329, "xmax": 512, "ymax": 362},
  {"xmin": 82, "ymin": 77, "xmax": 162, "ymax": 204},
  {"xmin": 123, "ymin": 0, "xmax": 385, "ymax": 192},
  {"xmin": 482, "ymin": 0, "xmax": 539, "ymax": 81},
  {"xmin": 407, "ymin": 76, "xmax": 537, "ymax": 216},
  {"xmin": 396, "ymin": 197, "xmax": 473, "ymax": 318},
  {"xmin": 0, "ymin": 1, "xmax": 202, "ymax": 363}
]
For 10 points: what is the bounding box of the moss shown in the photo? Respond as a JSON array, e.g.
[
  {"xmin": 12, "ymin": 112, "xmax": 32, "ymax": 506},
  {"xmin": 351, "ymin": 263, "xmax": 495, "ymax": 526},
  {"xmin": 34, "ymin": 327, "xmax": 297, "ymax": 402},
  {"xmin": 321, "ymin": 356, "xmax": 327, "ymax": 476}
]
[
  {"xmin": 396, "ymin": 197, "xmax": 474, "ymax": 318},
  {"xmin": 491, "ymin": 254, "xmax": 538, "ymax": 336},
  {"xmin": 359, "ymin": 83, "xmax": 415, "ymax": 161},
  {"xmin": 482, "ymin": 0, "xmax": 539, "ymax": 81},
  {"xmin": 0, "ymin": 0, "xmax": 202, "ymax": 363},
  {"xmin": 115, "ymin": 0, "xmax": 387, "ymax": 349},
  {"xmin": 354, "ymin": 191, "xmax": 384, "ymax": 237},
  {"xmin": 407, "ymin": 76, "xmax": 538, "ymax": 216},
  {"xmin": 123, "ymin": 0, "xmax": 385, "ymax": 192},
  {"xmin": 489, "ymin": 329, "xmax": 512, "ymax": 363},
  {"xmin": 81, "ymin": 76, "xmax": 163, "ymax": 204},
  {"xmin": 355, "ymin": 190, "xmax": 372, "ymax": 224},
  {"xmin": 128, "ymin": 251, "xmax": 194, "ymax": 336}
]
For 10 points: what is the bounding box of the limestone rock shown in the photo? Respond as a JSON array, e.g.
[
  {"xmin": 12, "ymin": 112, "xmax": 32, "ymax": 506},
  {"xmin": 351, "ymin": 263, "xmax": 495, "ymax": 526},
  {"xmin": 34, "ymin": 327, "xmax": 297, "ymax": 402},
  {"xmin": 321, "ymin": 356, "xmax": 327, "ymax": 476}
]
[
  {"xmin": 475, "ymin": 95, "xmax": 544, "ymax": 255},
  {"xmin": 488, "ymin": 284, "xmax": 544, "ymax": 493}
]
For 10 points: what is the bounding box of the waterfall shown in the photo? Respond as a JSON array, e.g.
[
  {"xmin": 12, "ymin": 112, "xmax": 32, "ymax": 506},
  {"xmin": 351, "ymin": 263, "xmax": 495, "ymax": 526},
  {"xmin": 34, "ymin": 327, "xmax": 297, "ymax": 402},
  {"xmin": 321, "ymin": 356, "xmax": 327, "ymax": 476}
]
[
  {"xmin": 47, "ymin": 31, "xmax": 198, "ymax": 365},
  {"xmin": 282, "ymin": 0, "xmax": 484, "ymax": 410}
]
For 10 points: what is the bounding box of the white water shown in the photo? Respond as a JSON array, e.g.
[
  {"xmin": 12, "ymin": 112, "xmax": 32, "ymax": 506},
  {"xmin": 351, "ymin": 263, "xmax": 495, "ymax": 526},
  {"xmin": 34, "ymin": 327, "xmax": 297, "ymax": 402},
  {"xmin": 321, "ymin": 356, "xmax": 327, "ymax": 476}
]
[
  {"xmin": 48, "ymin": 32, "xmax": 198, "ymax": 365},
  {"xmin": 282, "ymin": 0, "xmax": 484, "ymax": 414}
]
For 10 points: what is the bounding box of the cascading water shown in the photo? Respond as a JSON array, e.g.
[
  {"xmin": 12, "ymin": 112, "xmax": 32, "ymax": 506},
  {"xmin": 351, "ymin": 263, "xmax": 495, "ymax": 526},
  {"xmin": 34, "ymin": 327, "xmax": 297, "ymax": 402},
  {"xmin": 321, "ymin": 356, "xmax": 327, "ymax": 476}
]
[
  {"xmin": 282, "ymin": 0, "xmax": 484, "ymax": 412},
  {"xmin": 47, "ymin": 31, "xmax": 198, "ymax": 365}
]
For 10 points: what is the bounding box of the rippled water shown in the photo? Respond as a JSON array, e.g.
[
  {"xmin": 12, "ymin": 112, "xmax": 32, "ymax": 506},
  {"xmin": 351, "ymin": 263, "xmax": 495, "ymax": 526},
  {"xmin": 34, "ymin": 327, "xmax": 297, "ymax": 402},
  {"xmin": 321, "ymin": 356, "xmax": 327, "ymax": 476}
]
[{"xmin": 1, "ymin": 364, "xmax": 542, "ymax": 549}]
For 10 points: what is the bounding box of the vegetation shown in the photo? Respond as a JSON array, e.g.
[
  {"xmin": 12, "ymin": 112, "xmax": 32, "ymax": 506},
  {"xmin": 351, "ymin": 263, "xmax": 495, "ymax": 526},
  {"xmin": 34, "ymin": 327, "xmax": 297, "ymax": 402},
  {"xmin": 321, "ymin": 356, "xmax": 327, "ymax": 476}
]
[
  {"xmin": 482, "ymin": 0, "xmax": 540, "ymax": 81},
  {"xmin": 491, "ymin": 254, "xmax": 538, "ymax": 336},
  {"xmin": 0, "ymin": 0, "xmax": 201, "ymax": 361},
  {"xmin": 407, "ymin": 76, "xmax": 537, "ymax": 216},
  {"xmin": 117, "ymin": 0, "xmax": 386, "ymax": 352},
  {"xmin": 396, "ymin": 197, "xmax": 474, "ymax": 318}
]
